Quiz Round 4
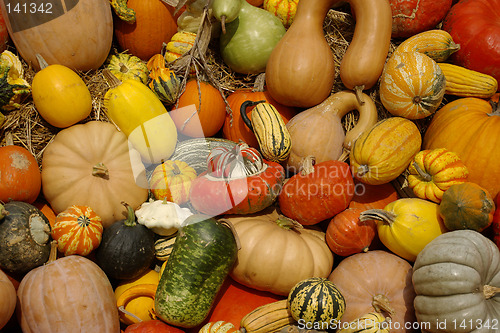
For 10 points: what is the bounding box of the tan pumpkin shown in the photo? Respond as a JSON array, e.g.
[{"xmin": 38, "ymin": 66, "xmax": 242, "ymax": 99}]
[
  {"xmin": 285, "ymin": 90, "xmax": 378, "ymax": 173},
  {"xmin": 225, "ymin": 207, "xmax": 334, "ymax": 296},
  {"xmin": 423, "ymin": 97, "xmax": 500, "ymax": 200},
  {"xmin": 350, "ymin": 117, "xmax": 422, "ymax": 185},
  {"xmin": 379, "ymin": 51, "xmax": 446, "ymax": 120},
  {"xmin": 17, "ymin": 242, "xmax": 120, "ymax": 332},
  {"xmin": 41, "ymin": 121, "xmax": 149, "ymax": 228},
  {"xmin": 0, "ymin": 0, "xmax": 113, "ymax": 71},
  {"xmin": 328, "ymin": 250, "xmax": 417, "ymax": 333},
  {"xmin": 0, "ymin": 269, "xmax": 16, "ymax": 330}
]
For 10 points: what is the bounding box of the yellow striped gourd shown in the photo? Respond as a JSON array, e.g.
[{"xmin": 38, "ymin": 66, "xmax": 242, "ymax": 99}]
[
  {"xmin": 396, "ymin": 29, "xmax": 460, "ymax": 62},
  {"xmin": 240, "ymin": 100, "xmax": 292, "ymax": 163},
  {"xmin": 337, "ymin": 312, "xmax": 389, "ymax": 333},
  {"xmin": 240, "ymin": 299, "xmax": 296, "ymax": 333},
  {"xmin": 154, "ymin": 233, "xmax": 177, "ymax": 261},
  {"xmin": 438, "ymin": 63, "xmax": 498, "ymax": 99}
]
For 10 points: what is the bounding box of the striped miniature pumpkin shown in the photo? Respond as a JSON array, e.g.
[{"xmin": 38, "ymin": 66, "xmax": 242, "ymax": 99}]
[
  {"xmin": 154, "ymin": 233, "xmax": 177, "ymax": 261},
  {"xmin": 199, "ymin": 321, "xmax": 240, "ymax": 333},
  {"xmin": 264, "ymin": 0, "xmax": 299, "ymax": 28},
  {"xmin": 51, "ymin": 205, "xmax": 103, "ymax": 256},
  {"xmin": 287, "ymin": 277, "xmax": 346, "ymax": 327},
  {"xmin": 379, "ymin": 51, "xmax": 446, "ymax": 120},
  {"xmin": 149, "ymin": 160, "xmax": 197, "ymax": 205},
  {"xmin": 338, "ymin": 312, "xmax": 389, "ymax": 333}
]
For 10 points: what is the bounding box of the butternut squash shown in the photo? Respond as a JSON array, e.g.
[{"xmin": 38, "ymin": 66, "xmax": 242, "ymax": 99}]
[
  {"xmin": 396, "ymin": 29, "xmax": 460, "ymax": 62},
  {"xmin": 437, "ymin": 63, "xmax": 498, "ymax": 99},
  {"xmin": 285, "ymin": 90, "xmax": 378, "ymax": 173},
  {"xmin": 265, "ymin": 0, "xmax": 392, "ymax": 108}
]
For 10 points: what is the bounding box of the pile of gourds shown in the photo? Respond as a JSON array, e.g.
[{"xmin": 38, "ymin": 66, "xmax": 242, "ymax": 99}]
[{"xmin": 0, "ymin": 0, "xmax": 500, "ymax": 332}]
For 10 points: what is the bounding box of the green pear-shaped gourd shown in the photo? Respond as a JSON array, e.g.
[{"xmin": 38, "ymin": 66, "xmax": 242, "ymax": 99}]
[{"xmin": 212, "ymin": 0, "xmax": 286, "ymax": 74}]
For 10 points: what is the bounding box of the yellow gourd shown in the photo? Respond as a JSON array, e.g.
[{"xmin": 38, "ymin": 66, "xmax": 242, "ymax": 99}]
[
  {"xmin": 103, "ymin": 69, "xmax": 178, "ymax": 165},
  {"xmin": 32, "ymin": 54, "xmax": 92, "ymax": 128},
  {"xmin": 359, "ymin": 198, "xmax": 447, "ymax": 262},
  {"xmin": 114, "ymin": 269, "xmax": 159, "ymax": 325},
  {"xmin": 437, "ymin": 63, "xmax": 498, "ymax": 99}
]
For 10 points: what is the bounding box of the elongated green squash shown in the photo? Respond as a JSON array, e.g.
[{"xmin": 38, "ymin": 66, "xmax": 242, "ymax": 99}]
[{"xmin": 154, "ymin": 215, "xmax": 238, "ymax": 328}]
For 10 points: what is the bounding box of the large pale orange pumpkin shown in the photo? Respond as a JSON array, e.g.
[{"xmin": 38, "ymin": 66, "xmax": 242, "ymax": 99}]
[
  {"xmin": 222, "ymin": 88, "xmax": 297, "ymax": 148},
  {"xmin": 423, "ymin": 97, "xmax": 500, "ymax": 200},
  {"xmin": 0, "ymin": 0, "xmax": 113, "ymax": 71},
  {"xmin": 171, "ymin": 79, "xmax": 227, "ymax": 138},
  {"xmin": 17, "ymin": 242, "xmax": 120, "ymax": 332},
  {"xmin": 114, "ymin": 0, "xmax": 178, "ymax": 61},
  {"xmin": 0, "ymin": 269, "xmax": 16, "ymax": 330}
]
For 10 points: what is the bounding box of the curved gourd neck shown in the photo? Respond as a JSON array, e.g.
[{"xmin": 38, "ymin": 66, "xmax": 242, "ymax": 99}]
[{"xmin": 292, "ymin": 0, "xmax": 342, "ymax": 28}]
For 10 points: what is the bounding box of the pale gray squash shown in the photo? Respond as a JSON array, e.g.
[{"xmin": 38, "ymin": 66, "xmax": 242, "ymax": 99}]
[{"xmin": 413, "ymin": 230, "xmax": 500, "ymax": 333}]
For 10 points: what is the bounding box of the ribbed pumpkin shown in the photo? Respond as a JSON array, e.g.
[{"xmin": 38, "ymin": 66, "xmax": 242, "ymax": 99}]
[
  {"xmin": 423, "ymin": 97, "xmax": 500, "ymax": 200},
  {"xmin": 350, "ymin": 117, "xmax": 422, "ymax": 185},
  {"xmin": 51, "ymin": 205, "xmax": 104, "ymax": 256},
  {"xmin": 114, "ymin": 0, "xmax": 178, "ymax": 61},
  {"xmin": 407, "ymin": 148, "xmax": 469, "ymax": 203},
  {"xmin": 17, "ymin": 242, "xmax": 120, "ymax": 333},
  {"xmin": 222, "ymin": 88, "xmax": 297, "ymax": 149},
  {"xmin": 0, "ymin": 268, "xmax": 16, "ymax": 330},
  {"xmin": 379, "ymin": 51, "xmax": 446, "ymax": 120},
  {"xmin": 439, "ymin": 182, "xmax": 495, "ymax": 232},
  {"xmin": 171, "ymin": 79, "xmax": 227, "ymax": 138},
  {"xmin": 288, "ymin": 277, "xmax": 346, "ymax": 327},
  {"xmin": 149, "ymin": 160, "xmax": 197, "ymax": 205},
  {"xmin": 326, "ymin": 208, "xmax": 377, "ymax": 257}
]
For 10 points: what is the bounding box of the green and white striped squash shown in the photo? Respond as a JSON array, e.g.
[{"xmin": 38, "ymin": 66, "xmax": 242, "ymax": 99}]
[
  {"xmin": 154, "ymin": 233, "xmax": 177, "ymax": 261},
  {"xmin": 287, "ymin": 277, "xmax": 346, "ymax": 328},
  {"xmin": 338, "ymin": 312, "xmax": 389, "ymax": 333},
  {"xmin": 240, "ymin": 100, "xmax": 292, "ymax": 163}
]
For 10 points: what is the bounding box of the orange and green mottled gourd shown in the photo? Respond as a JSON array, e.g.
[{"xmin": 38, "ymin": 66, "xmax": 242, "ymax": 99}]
[
  {"xmin": 51, "ymin": 205, "xmax": 104, "ymax": 256},
  {"xmin": 149, "ymin": 160, "xmax": 197, "ymax": 205},
  {"xmin": 379, "ymin": 51, "xmax": 446, "ymax": 120},
  {"xmin": 408, "ymin": 148, "xmax": 469, "ymax": 203},
  {"xmin": 263, "ymin": 0, "xmax": 299, "ymax": 28}
]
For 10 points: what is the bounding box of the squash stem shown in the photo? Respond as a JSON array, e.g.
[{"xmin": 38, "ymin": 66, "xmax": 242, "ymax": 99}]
[
  {"xmin": 299, "ymin": 156, "xmax": 316, "ymax": 176},
  {"xmin": 483, "ymin": 285, "xmax": 500, "ymax": 299},
  {"xmin": 359, "ymin": 209, "xmax": 396, "ymax": 226},
  {"xmin": 411, "ymin": 162, "xmax": 432, "ymax": 182},
  {"xmin": 371, "ymin": 294, "xmax": 396, "ymax": 319},
  {"xmin": 356, "ymin": 165, "xmax": 370, "ymax": 178},
  {"xmin": 46, "ymin": 241, "xmax": 58, "ymax": 265},
  {"xmin": 35, "ymin": 53, "xmax": 49, "ymax": 70},
  {"xmin": 276, "ymin": 216, "xmax": 303, "ymax": 230},
  {"xmin": 121, "ymin": 201, "xmax": 137, "ymax": 227},
  {"xmin": 92, "ymin": 162, "xmax": 110, "ymax": 179}
]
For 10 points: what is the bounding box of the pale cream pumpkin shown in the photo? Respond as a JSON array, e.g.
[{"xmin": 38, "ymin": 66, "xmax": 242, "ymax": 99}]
[{"xmin": 41, "ymin": 121, "xmax": 149, "ymax": 228}]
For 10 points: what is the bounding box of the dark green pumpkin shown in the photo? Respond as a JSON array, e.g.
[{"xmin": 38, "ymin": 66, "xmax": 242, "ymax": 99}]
[
  {"xmin": 439, "ymin": 182, "xmax": 495, "ymax": 232},
  {"xmin": 287, "ymin": 277, "xmax": 346, "ymax": 328},
  {"xmin": 0, "ymin": 201, "xmax": 52, "ymax": 276},
  {"xmin": 95, "ymin": 202, "xmax": 155, "ymax": 280}
]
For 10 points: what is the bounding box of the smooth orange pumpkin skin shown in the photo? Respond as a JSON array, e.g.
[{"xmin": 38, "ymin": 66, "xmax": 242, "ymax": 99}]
[
  {"xmin": 171, "ymin": 80, "xmax": 227, "ymax": 138},
  {"xmin": 423, "ymin": 97, "xmax": 500, "ymax": 200},
  {"xmin": 326, "ymin": 208, "xmax": 377, "ymax": 256},
  {"xmin": 222, "ymin": 89, "xmax": 297, "ymax": 148},
  {"xmin": 33, "ymin": 200, "xmax": 57, "ymax": 229},
  {"xmin": 0, "ymin": 269, "xmax": 16, "ymax": 330},
  {"xmin": 349, "ymin": 181, "xmax": 399, "ymax": 210},
  {"xmin": 114, "ymin": 0, "xmax": 178, "ymax": 61},
  {"xmin": 0, "ymin": 145, "xmax": 41, "ymax": 204}
]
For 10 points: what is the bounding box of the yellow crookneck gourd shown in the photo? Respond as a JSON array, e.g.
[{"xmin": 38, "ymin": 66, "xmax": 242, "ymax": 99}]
[
  {"xmin": 359, "ymin": 198, "xmax": 447, "ymax": 262},
  {"xmin": 103, "ymin": 69, "xmax": 178, "ymax": 165}
]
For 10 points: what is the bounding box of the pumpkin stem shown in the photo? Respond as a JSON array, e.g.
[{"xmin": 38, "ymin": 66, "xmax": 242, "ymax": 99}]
[
  {"xmin": 121, "ymin": 201, "xmax": 137, "ymax": 227},
  {"xmin": 299, "ymin": 156, "xmax": 316, "ymax": 176},
  {"xmin": 35, "ymin": 53, "xmax": 49, "ymax": 70},
  {"xmin": 118, "ymin": 62, "xmax": 129, "ymax": 73},
  {"xmin": 102, "ymin": 69, "xmax": 122, "ymax": 88},
  {"xmin": 92, "ymin": 162, "xmax": 110, "ymax": 179},
  {"xmin": 276, "ymin": 216, "xmax": 303, "ymax": 231},
  {"xmin": 172, "ymin": 162, "xmax": 181, "ymax": 175},
  {"xmin": 356, "ymin": 165, "xmax": 370, "ymax": 178},
  {"xmin": 483, "ymin": 285, "xmax": 500, "ymax": 299},
  {"xmin": 411, "ymin": 162, "xmax": 432, "ymax": 182},
  {"xmin": 46, "ymin": 241, "xmax": 58, "ymax": 265},
  {"xmin": 359, "ymin": 209, "xmax": 396, "ymax": 226},
  {"xmin": 371, "ymin": 294, "xmax": 396, "ymax": 319}
]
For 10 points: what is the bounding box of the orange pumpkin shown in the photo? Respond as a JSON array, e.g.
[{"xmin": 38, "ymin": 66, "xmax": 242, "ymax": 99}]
[
  {"xmin": 423, "ymin": 97, "xmax": 500, "ymax": 200},
  {"xmin": 114, "ymin": 0, "xmax": 178, "ymax": 61},
  {"xmin": 0, "ymin": 142, "xmax": 41, "ymax": 204},
  {"xmin": 222, "ymin": 88, "xmax": 297, "ymax": 148},
  {"xmin": 51, "ymin": 205, "xmax": 104, "ymax": 256},
  {"xmin": 325, "ymin": 208, "xmax": 377, "ymax": 257},
  {"xmin": 379, "ymin": 51, "xmax": 446, "ymax": 120},
  {"xmin": 149, "ymin": 160, "xmax": 197, "ymax": 205},
  {"xmin": 171, "ymin": 79, "xmax": 227, "ymax": 138},
  {"xmin": 0, "ymin": 269, "xmax": 16, "ymax": 330}
]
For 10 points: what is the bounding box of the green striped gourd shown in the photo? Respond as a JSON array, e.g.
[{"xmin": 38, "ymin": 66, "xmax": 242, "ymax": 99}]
[
  {"xmin": 154, "ymin": 233, "xmax": 177, "ymax": 261},
  {"xmin": 287, "ymin": 277, "xmax": 346, "ymax": 328},
  {"xmin": 240, "ymin": 100, "xmax": 292, "ymax": 163}
]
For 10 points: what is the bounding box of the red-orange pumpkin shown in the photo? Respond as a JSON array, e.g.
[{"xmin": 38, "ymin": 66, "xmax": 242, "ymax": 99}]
[
  {"xmin": 171, "ymin": 79, "xmax": 227, "ymax": 138},
  {"xmin": 51, "ymin": 205, "xmax": 104, "ymax": 256},
  {"xmin": 278, "ymin": 157, "xmax": 355, "ymax": 225},
  {"xmin": 325, "ymin": 208, "xmax": 377, "ymax": 257},
  {"xmin": 222, "ymin": 88, "xmax": 297, "ymax": 148},
  {"xmin": 349, "ymin": 181, "xmax": 399, "ymax": 211},
  {"xmin": 0, "ymin": 143, "xmax": 41, "ymax": 204},
  {"xmin": 114, "ymin": 0, "xmax": 178, "ymax": 61}
]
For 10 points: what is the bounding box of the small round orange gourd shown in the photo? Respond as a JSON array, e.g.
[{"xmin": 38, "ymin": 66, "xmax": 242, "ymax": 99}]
[{"xmin": 171, "ymin": 79, "xmax": 227, "ymax": 138}]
